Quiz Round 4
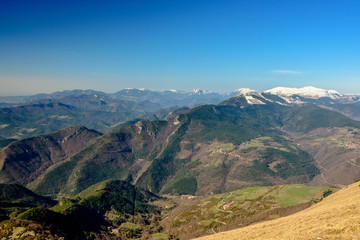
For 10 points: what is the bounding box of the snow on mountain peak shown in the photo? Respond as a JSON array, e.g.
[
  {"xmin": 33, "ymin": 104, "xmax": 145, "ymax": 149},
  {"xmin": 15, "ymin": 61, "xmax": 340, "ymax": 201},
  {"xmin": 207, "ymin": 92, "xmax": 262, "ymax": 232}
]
[
  {"xmin": 264, "ymin": 86, "xmax": 343, "ymax": 99},
  {"xmin": 233, "ymin": 88, "xmax": 257, "ymax": 95},
  {"xmin": 245, "ymin": 95, "xmax": 266, "ymax": 105},
  {"xmin": 192, "ymin": 88, "xmax": 211, "ymax": 95},
  {"xmin": 124, "ymin": 88, "xmax": 147, "ymax": 91}
]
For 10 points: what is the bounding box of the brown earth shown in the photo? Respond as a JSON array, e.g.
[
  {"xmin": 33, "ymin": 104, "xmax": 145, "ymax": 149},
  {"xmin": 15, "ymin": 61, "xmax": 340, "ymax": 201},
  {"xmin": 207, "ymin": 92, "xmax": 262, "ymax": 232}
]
[{"xmin": 285, "ymin": 127, "xmax": 360, "ymax": 187}]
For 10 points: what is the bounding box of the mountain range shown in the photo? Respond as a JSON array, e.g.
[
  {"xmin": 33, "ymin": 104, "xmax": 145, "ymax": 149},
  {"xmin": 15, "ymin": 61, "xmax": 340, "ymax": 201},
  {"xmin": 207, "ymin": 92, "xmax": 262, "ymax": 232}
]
[
  {"xmin": 1, "ymin": 86, "xmax": 359, "ymax": 106},
  {"xmin": 1, "ymin": 86, "xmax": 360, "ymax": 140}
]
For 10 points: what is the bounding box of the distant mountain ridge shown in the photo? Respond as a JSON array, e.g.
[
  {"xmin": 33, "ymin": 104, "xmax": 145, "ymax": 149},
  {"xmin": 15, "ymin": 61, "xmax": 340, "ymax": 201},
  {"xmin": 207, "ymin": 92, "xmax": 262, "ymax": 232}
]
[
  {"xmin": 0, "ymin": 102, "xmax": 132, "ymax": 139},
  {"xmin": 0, "ymin": 88, "xmax": 233, "ymax": 140},
  {"xmin": 1, "ymin": 86, "xmax": 358, "ymax": 101},
  {"xmin": 2, "ymin": 86, "xmax": 359, "ymax": 110}
]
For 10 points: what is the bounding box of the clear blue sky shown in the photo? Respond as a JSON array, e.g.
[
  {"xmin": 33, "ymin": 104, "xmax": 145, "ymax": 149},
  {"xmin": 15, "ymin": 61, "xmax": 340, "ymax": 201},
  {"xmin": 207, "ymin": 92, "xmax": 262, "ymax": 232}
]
[{"xmin": 1, "ymin": 0, "xmax": 360, "ymax": 95}]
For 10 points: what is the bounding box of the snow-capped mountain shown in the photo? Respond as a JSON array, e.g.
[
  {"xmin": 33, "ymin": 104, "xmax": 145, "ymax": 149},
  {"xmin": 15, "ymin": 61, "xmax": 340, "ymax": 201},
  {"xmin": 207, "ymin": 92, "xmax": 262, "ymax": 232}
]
[
  {"xmin": 233, "ymin": 88, "xmax": 257, "ymax": 95},
  {"xmin": 191, "ymin": 88, "xmax": 213, "ymax": 95},
  {"xmin": 221, "ymin": 86, "xmax": 360, "ymax": 109},
  {"xmin": 223, "ymin": 88, "xmax": 257, "ymax": 98},
  {"xmin": 260, "ymin": 86, "xmax": 360, "ymax": 106},
  {"xmin": 264, "ymin": 86, "xmax": 343, "ymax": 99}
]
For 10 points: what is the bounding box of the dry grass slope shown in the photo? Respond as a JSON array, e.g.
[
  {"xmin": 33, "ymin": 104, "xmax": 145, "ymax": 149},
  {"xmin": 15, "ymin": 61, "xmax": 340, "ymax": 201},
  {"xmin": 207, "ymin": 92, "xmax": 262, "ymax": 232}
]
[{"xmin": 195, "ymin": 182, "xmax": 360, "ymax": 240}]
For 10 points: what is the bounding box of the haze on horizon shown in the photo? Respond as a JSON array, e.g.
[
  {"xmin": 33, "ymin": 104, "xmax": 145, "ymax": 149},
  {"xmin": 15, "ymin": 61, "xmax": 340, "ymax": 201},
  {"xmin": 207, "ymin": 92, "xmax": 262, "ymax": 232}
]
[{"xmin": 1, "ymin": 0, "xmax": 360, "ymax": 96}]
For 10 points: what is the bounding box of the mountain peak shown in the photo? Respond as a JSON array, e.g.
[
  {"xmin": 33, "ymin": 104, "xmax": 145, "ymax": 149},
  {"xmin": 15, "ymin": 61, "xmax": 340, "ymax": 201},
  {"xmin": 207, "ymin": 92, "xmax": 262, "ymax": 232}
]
[
  {"xmin": 264, "ymin": 86, "xmax": 343, "ymax": 99},
  {"xmin": 192, "ymin": 88, "xmax": 212, "ymax": 95},
  {"xmin": 233, "ymin": 88, "xmax": 257, "ymax": 95}
]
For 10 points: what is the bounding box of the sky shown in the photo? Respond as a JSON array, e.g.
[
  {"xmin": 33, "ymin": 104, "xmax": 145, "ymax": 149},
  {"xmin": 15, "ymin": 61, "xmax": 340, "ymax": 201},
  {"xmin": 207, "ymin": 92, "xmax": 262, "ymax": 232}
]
[{"xmin": 1, "ymin": 0, "xmax": 360, "ymax": 96}]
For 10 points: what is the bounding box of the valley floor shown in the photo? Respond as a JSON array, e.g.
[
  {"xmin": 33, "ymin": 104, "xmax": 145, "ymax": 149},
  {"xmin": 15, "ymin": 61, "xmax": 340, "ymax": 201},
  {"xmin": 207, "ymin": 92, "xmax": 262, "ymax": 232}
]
[{"xmin": 195, "ymin": 182, "xmax": 360, "ymax": 240}]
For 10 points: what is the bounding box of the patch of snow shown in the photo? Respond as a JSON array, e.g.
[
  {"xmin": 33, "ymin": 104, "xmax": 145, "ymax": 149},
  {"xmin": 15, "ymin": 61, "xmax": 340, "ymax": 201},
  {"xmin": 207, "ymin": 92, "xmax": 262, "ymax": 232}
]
[
  {"xmin": 275, "ymin": 95, "xmax": 305, "ymax": 105},
  {"xmin": 0, "ymin": 124, "xmax": 9, "ymax": 129},
  {"xmin": 258, "ymin": 93, "xmax": 274, "ymax": 102},
  {"xmin": 274, "ymin": 101, "xmax": 291, "ymax": 106},
  {"xmin": 160, "ymin": 89, "xmax": 187, "ymax": 94},
  {"xmin": 173, "ymin": 116, "xmax": 180, "ymax": 125},
  {"xmin": 245, "ymin": 95, "xmax": 266, "ymax": 105},
  {"xmin": 124, "ymin": 88, "xmax": 147, "ymax": 91}
]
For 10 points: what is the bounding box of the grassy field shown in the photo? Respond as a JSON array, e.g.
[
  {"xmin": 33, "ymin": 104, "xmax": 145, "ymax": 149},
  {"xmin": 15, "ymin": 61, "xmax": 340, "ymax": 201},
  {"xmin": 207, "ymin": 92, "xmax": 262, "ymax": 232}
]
[
  {"xmin": 157, "ymin": 184, "xmax": 337, "ymax": 239},
  {"xmin": 195, "ymin": 182, "xmax": 360, "ymax": 240}
]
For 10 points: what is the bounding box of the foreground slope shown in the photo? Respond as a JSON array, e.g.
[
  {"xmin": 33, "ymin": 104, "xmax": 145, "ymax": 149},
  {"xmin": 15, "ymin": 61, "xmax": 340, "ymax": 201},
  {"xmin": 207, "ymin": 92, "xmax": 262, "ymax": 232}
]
[{"xmin": 196, "ymin": 182, "xmax": 360, "ymax": 240}]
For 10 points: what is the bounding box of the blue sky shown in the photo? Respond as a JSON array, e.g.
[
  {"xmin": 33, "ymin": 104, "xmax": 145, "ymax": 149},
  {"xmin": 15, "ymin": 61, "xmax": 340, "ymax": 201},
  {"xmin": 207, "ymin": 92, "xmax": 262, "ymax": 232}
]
[{"xmin": 1, "ymin": 0, "xmax": 360, "ymax": 95}]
